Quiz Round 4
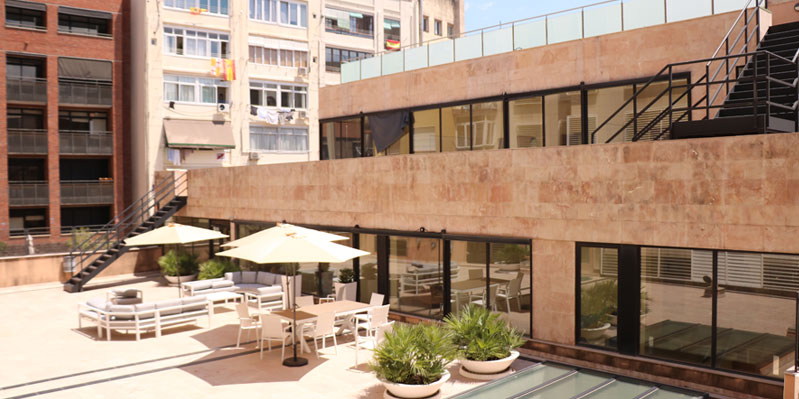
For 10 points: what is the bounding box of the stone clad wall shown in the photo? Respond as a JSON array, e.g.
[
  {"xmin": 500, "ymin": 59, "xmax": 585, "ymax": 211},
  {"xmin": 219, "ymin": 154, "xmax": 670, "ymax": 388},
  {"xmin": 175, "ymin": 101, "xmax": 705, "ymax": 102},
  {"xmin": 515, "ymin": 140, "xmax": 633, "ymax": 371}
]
[{"xmin": 182, "ymin": 133, "xmax": 799, "ymax": 344}]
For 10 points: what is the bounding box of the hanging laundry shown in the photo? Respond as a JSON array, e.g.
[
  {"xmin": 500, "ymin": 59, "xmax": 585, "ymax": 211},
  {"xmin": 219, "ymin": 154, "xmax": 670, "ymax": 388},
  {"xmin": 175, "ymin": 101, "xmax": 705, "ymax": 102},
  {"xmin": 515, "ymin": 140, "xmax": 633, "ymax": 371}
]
[
  {"xmin": 210, "ymin": 58, "xmax": 236, "ymax": 81},
  {"xmin": 250, "ymin": 106, "xmax": 258, "ymax": 116},
  {"xmin": 166, "ymin": 148, "xmax": 181, "ymax": 166},
  {"xmin": 256, "ymin": 107, "xmax": 279, "ymax": 124}
]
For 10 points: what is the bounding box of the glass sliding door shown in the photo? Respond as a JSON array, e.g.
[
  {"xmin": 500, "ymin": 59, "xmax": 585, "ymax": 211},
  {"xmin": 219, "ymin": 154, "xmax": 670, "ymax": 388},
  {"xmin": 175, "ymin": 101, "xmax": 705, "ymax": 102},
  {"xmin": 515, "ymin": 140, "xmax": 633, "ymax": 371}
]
[
  {"xmin": 544, "ymin": 91, "xmax": 583, "ymax": 146},
  {"xmin": 471, "ymin": 101, "xmax": 503, "ymax": 150},
  {"xmin": 587, "ymin": 84, "xmax": 634, "ymax": 144},
  {"xmin": 412, "ymin": 109, "xmax": 440, "ymax": 153},
  {"xmin": 489, "ymin": 242, "xmax": 532, "ymax": 335},
  {"xmin": 441, "ymin": 104, "xmax": 471, "ymax": 152},
  {"xmin": 449, "ymin": 240, "xmax": 487, "ymax": 315},
  {"xmin": 639, "ymin": 247, "xmax": 712, "ymax": 366},
  {"xmin": 578, "ymin": 245, "xmax": 618, "ymax": 349},
  {"xmin": 300, "ymin": 231, "xmax": 354, "ymax": 297},
  {"xmin": 508, "ymin": 96, "xmax": 543, "ymax": 148},
  {"xmin": 358, "ymin": 233, "xmax": 379, "ymax": 303},
  {"xmin": 389, "ymin": 235, "xmax": 444, "ymax": 318}
]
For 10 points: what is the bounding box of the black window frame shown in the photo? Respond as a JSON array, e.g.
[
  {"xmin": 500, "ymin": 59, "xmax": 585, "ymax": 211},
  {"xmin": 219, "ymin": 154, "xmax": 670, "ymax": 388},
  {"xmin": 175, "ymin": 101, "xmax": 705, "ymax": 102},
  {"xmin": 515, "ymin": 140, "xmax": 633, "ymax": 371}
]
[
  {"xmin": 5, "ymin": 4, "xmax": 46, "ymax": 30},
  {"xmin": 325, "ymin": 47, "xmax": 370, "ymax": 72},
  {"xmin": 58, "ymin": 12, "xmax": 111, "ymax": 37}
]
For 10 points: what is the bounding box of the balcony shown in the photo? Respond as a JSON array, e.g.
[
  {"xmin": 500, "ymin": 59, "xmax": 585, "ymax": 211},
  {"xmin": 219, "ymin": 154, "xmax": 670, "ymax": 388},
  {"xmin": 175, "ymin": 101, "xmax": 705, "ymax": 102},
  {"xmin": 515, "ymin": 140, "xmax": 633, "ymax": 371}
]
[
  {"xmin": 8, "ymin": 129, "xmax": 48, "ymax": 155},
  {"xmin": 7, "ymin": 77, "xmax": 47, "ymax": 103},
  {"xmin": 9, "ymin": 181, "xmax": 49, "ymax": 206},
  {"xmin": 60, "ymin": 131, "xmax": 113, "ymax": 155},
  {"xmin": 59, "ymin": 80, "xmax": 112, "ymax": 106},
  {"xmin": 61, "ymin": 180, "xmax": 113, "ymax": 205}
]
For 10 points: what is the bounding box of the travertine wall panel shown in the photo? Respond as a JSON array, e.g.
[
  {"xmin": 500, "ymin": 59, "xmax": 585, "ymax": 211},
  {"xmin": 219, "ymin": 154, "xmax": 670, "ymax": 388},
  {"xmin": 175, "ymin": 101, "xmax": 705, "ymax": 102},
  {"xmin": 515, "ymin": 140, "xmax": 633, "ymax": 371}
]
[{"xmin": 183, "ymin": 133, "xmax": 799, "ymax": 254}]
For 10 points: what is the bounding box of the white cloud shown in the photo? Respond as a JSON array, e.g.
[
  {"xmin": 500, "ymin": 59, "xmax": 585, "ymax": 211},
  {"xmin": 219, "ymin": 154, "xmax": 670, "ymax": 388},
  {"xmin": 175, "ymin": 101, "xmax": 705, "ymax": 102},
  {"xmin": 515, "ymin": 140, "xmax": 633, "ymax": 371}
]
[{"xmin": 479, "ymin": 1, "xmax": 494, "ymax": 11}]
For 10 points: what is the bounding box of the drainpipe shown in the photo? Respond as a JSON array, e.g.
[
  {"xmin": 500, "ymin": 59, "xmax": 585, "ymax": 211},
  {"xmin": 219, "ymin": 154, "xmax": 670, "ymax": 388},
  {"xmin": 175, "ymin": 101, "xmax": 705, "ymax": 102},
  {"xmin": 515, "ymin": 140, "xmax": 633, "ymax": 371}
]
[{"xmin": 419, "ymin": 0, "xmax": 423, "ymax": 46}]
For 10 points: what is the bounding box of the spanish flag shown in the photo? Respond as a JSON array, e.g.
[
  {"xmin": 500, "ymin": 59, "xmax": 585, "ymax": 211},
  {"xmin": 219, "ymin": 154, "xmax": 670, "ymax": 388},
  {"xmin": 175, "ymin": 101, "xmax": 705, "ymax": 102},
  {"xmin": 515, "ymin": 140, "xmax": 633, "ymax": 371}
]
[
  {"xmin": 190, "ymin": 7, "xmax": 208, "ymax": 15},
  {"xmin": 385, "ymin": 39, "xmax": 400, "ymax": 51},
  {"xmin": 210, "ymin": 58, "xmax": 236, "ymax": 81}
]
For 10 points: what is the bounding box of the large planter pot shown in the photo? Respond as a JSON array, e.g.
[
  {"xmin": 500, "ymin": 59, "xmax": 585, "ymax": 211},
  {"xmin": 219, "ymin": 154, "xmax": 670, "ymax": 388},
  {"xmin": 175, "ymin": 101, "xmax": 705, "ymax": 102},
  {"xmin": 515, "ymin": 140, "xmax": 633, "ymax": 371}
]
[
  {"xmin": 461, "ymin": 350, "xmax": 519, "ymax": 376},
  {"xmin": 382, "ymin": 371, "xmax": 449, "ymax": 399},
  {"xmin": 581, "ymin": 323, "xmax": 611, "ymax": 342},
  {"xmin": 333, "ymin": 281, "xmax": 357, "ymax": 302},
  {"xmin": 164, "ymin": 274, "xmax": 197, "ymax": 286}
]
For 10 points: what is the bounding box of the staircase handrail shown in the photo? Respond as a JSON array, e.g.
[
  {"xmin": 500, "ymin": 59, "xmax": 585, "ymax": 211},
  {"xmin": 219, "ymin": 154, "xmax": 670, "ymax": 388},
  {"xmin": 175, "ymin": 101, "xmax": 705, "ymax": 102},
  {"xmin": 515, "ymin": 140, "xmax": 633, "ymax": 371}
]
[
  {"xmin": 68, "ymin": 173, "xmax": 188, "ymax": 277},
  {"xmin": 591, "ymin": 0, "xmax": 767, "ymax": 144}
]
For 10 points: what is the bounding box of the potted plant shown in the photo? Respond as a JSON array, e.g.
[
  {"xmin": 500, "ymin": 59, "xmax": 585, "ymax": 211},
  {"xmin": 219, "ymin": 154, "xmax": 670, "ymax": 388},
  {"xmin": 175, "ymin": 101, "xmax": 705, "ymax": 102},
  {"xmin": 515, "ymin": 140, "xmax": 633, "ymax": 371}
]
[
  {"xmin": 444, "ymin": 304, "xmax": 524, "ymax": 378},
  {"xmin": 158, "ymin": 250, "xmax": 199, "ymax": 286},
  {"xmin": 494, "ymin": 244, "xmax": 528, "ymax": 272},
  {"xmin": 316, "ymin": 262, "xmax": 334, "ymax": 297},
  {"xmin": 198, "ymin": 257, "xmax": 239, "ymax": 280},
  {"xmin": 334, "ymin": 267, "xmax": 357, "ymax": 301},
  {"xmin": 371, "ymin": 323, "xmax": 456, "ymax": 398}
]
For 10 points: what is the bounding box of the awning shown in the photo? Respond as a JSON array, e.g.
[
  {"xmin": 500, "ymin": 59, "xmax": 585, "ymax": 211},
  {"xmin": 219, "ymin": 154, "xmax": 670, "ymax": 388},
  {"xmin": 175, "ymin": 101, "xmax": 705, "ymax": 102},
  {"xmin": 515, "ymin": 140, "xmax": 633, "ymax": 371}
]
[
  {"xmin": 247, "ymin": 36, "xmax": 308, "ymax": 52},
  {"xmin": 58, "ymin": 6, "xmax": 112, "ymax": 20},
  {"xmin": 6, "ymin": 0, "xmax": 46, "ymax": 12},
  {"xmin": 164, "ymin": 119, "xmax": 235, "ymax": 149},
  {"xmin": 58, "ymin": 58, "xmax": 112, "ymax": 81}
]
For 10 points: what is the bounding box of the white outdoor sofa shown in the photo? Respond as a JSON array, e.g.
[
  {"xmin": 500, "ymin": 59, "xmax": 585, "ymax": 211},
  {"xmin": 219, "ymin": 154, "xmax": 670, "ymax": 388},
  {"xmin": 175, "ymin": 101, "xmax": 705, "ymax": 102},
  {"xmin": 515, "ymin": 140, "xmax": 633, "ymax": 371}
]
[
  {"xmin": 180, "ymin": 271, "xmax": 292, "ymax": 312},
  {"xmin": 78, "ymin": 295, "xmax": 211, "ymax": 341}
]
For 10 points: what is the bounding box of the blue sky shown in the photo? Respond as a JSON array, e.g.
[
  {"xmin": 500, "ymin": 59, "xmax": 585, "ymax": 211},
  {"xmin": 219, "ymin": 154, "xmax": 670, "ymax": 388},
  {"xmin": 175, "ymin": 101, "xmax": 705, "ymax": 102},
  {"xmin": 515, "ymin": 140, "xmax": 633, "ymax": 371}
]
[{"xmin": 464, "ymin": 0, "xmax": 602, "ymax": 32}]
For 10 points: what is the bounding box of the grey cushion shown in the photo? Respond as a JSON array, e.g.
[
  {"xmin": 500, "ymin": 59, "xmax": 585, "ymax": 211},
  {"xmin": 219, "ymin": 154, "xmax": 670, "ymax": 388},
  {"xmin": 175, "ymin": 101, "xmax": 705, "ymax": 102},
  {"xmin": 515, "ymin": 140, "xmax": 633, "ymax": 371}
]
[
  {"xmin": 115, "ymin": 297, "xmax": 143, "ymax": 305},
  {"xmin": 226, "ymin": 271, "xmax": 242, "ymax": 284},
  {"xmin": 108, "ymin": 304, "xmax": 135, "ymax": 320},
  {"xmin": 156, "ymin": 299, "xmax": 183, "ymax": 316},
  {"xmin": 256, "ymin": 272, "xmax": 271, "ymax": 285},
  {"xmin": 241, "ymin": 271, "xmax": 257, "ymax": 284},
  {"xmin": 212, "ymin": 280, "xmax": 234, "ymax": 289},
  {"xmin": 134, "ymin": 303, "xmax": 156, "ymax": 319},
  {"xmin": 112, "ymin": 289, "xmax": 140, "ymax": 298},
  {"xmin": 87, "ymin": 298, "xmax": 109, "ymax": 311},
  {"xmin": 266, "ymin": 273, "xmax": 278, "ymax": 286},
  {"xmin": 236, "ymin": 283, "xmax": 262, "ymax": 292},
  {"xmin": 181, "ymin": 296, "xmax": 207, "ymax": 312},
  {"xmin": 191, "ymin": 280, "xmax": 213, "ymax": 291}
]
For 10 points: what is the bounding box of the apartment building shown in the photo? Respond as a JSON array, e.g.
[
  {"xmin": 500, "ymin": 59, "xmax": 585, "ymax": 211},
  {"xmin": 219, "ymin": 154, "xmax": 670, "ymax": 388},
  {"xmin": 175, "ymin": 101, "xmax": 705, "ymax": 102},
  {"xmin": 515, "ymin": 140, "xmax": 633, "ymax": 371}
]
[
  {"xmin": 130, "ymin": 0, "xmax": 463, "ymax": 200},
  {"xmin": 0, "ymin": 0, "xmax": 129, "ymax": 246},
  {"xmin": 321, "ymin": 0, "xmax": 463, "ymax": 86}
]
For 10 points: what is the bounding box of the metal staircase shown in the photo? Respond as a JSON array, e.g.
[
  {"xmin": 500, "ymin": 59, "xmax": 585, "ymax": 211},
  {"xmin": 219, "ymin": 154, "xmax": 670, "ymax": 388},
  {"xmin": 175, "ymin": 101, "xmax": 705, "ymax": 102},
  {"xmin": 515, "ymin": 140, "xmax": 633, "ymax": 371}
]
[
  {"xmin": 63, "ymin": 174, "xmax": 188, "ymax": 293},
  {"xmin": 592, "ymin": 0, "xmax": 799, "ymax": 144}
]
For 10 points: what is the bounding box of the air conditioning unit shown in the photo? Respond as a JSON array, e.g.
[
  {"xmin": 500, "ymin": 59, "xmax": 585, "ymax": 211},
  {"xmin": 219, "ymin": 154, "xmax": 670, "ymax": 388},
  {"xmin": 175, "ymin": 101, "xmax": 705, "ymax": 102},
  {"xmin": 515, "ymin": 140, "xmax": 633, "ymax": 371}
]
[
  {"xmin": 248, "ymin": 152, "xmax": 260, "ymax": 160},
  {"xmin": 298, "ymin": 110, "xmax": 307, "ymax": 119},
  {"xmin": 217, "ymin": 103, "xmax": 229, "ymax": 112},
  {"xmin": 297, "ymin": 67, "xmax": 308, "ymax": 76}
]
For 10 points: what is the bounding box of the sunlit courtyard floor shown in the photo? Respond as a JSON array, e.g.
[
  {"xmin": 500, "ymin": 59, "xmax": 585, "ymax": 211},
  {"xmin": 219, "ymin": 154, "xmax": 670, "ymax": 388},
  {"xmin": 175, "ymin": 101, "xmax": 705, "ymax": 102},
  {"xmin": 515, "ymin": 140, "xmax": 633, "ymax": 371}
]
[{"xmin": 0, "ymin": 274, "xmax": 530, "ymax": 399}]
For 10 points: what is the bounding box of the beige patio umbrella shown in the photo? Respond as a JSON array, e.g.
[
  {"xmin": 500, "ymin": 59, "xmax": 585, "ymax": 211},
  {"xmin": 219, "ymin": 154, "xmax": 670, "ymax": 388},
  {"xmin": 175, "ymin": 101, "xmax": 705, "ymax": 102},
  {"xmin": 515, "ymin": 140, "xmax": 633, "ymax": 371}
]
[
  {"xmin": 124, "ymin": 223, "xmax": 229, "ymax": 290},
  {"xmin": 124, "ymin": 223, "xmax": 229, "ymax": 246},
  {"xmin": 215, "ymin": 230, "xmax": 369, "ymax": 368},
  {"xmin": 221, "ymin": 223, "xmax": 348, "ymax": 248}
]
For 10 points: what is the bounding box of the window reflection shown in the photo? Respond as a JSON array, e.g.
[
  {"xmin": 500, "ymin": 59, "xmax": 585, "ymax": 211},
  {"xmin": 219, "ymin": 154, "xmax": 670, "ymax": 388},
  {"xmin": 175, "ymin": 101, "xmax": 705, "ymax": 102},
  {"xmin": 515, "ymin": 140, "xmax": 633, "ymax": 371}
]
[
  {"xmin": 441, "ymin": 105, "xmax": 471, "ymax": 152},
  {"xmin": 299, "ymin": 232, "xmax": 353, "ymax": 297},
  {"xmin": 588, "ymin": 85, "xmax": 634, "ymax": 144},
  {"xmin": 471, "ymin": 101, "xmax": 503, "ymax": 150},
  {"xmin": 508, "ymin": 97, "xmax": 543, "ymax": 148},
  {"xmin": 489, "ymin": 243, "xmax": 531, "ymax": 335},
  {"xmin": 635, "ymin": 80, "xmax": 688, "ymax": 141},
  {"xmin": 412, "ymin": 109, "xmax": 440, "ymax": 153},
  {"xmin": 358, "ymin": 234, "xmax": 379, "ymax": 303},
  {"xmin": 321, "ymin": 118, "xmax": 361, "ymax": 160},
  {"xmin": 389, "ymin": 236, "xmax": 445, "ymax": 318},
  {"xmin": 545, "ymin": 91, "xmax": 583, "ymax": 146},
  {"xmin": 579, "ymin": 246, "xmax": 618, "ymax": 349},
  {"xmin": 385, "ymin": 125, "xmax": 410, "ymax": 155}
]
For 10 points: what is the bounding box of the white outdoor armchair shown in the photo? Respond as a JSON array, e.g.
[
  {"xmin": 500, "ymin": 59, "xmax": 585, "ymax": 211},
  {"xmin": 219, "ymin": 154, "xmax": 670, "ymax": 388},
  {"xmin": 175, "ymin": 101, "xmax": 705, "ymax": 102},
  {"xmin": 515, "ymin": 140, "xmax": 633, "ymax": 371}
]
[{"xmin": 259, "ymin": 315, "xmax": 292, "ymax": 360}]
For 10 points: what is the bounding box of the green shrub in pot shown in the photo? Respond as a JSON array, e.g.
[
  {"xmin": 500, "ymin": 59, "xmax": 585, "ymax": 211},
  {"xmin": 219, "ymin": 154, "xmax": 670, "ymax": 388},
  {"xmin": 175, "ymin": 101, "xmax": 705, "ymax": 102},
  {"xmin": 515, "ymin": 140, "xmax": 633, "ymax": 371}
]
[
  {"xmin": 158, "ymin": 250, "xmax": 199, "ymax": 277},
  {"xmin": 371, "ymin": 323, "xmax": 456, "ymax": 385},
  {"xmin": 198, "ymin": 257, "xmax": 240, "ymax": 280},
  {"xmin": 444, "ymin": 304, "xmax": 524, "ymax": 361}
]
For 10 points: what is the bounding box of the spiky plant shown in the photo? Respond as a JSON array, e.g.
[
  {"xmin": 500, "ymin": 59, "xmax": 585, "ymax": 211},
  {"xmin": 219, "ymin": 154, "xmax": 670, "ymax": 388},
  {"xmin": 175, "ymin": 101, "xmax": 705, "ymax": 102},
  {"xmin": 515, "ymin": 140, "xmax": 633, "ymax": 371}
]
[
  {"xmin": 370, "ymin": 323, "xmax": 456, "ymax": 385},
  {"xmin": 198, "ymin": 257, "xmax": 240, "ymax": 280},
  {"xmin": 444, "ymin": 304, "xmax": 525, "ymax": 361}
]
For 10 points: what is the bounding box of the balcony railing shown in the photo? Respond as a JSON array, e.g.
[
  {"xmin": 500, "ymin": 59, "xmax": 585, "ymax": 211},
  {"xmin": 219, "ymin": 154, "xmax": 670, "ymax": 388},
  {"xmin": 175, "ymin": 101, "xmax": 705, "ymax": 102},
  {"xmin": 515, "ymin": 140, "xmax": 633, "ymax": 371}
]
[
  {"xmin": 10, "ymin": 226, "xmax": 51, "ymax": 238},
  {"xmin": 60, "ymin": 131, "xmax": 113, "ymax": 155},
  {"xmin": 59, "ymin": 80, "xmax": 112, "ymax": 106},
  {"xmin": 9, "ymin": 181, "xmax": 49, "ymax": 206},
  {"xmin": 6, "ymin": 77, "xmax": 47, "ymax": 103},
  {"xmin": 61, "ymin": 180, "xmax": 114, "ymax": 205},
  {"xmin": 8, "ymin": 129, "xmax": 48, "ymax": 154}
]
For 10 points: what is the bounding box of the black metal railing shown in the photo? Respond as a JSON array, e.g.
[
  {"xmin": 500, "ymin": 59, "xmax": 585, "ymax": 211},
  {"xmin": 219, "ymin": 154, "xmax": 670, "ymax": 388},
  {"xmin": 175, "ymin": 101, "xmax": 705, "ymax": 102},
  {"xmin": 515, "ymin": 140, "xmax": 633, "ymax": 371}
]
[
  {"xmin": 61, "ymin": 180, "xmax": 114, "ymax": 205},
  {"xmin": 591, "ymin": 0, "xmax": 785, "ymax": 143},
  {"xmin": 9, "ymin": 181, "xmax": 49, "ymax": 206},
  {"xmin": 6, "ymin": 77, "xmax": 47, "ymax": 103},
  {"xmin": 8, "ymin": 129, "xmax": 48, "ymax": 154},
  {"xmin": 10, "ymin": 226, "xmax": 51, "ymax": 237},
  {"xmin": 68, "ymin": 173, "xmax": 188, "ymax": 280},
  {"xmin": 59, "ymin": 130, "xmax": 113, "ymax": 155},
  {"xmin": 58, "ymin": 80, "xmax": 112, "ymax": 106}
]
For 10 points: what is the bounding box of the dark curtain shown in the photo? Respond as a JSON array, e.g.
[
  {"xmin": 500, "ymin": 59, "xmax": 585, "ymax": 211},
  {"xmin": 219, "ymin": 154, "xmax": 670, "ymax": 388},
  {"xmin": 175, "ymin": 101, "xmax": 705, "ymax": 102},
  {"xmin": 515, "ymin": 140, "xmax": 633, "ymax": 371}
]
[{"xmin": 369, "ymin": 111, "xmax": 409, "ymax": 152}]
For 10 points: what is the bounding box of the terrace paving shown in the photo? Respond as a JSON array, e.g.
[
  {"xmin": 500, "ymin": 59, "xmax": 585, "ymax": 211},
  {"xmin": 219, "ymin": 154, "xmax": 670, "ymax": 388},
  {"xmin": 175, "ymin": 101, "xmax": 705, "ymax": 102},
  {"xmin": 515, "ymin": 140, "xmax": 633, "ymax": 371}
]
[{"xmin": 0, "ymin": 274, "xmax": 526, "ymax": 399}]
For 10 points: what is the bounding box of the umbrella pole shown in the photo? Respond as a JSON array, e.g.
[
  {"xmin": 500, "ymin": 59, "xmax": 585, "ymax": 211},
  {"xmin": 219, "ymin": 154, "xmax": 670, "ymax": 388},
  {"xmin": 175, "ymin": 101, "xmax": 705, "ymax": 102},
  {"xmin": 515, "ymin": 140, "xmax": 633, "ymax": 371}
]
[{"xmin": 283, "ymin": 263, "xmax": 308, "ymax": 367}]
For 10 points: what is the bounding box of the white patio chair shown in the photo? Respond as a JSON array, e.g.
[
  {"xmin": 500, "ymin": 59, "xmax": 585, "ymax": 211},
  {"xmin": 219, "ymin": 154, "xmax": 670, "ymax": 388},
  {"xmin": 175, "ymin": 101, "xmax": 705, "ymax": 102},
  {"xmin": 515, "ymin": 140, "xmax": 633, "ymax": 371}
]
[
  {"xmin": 235, "ymin": 301, "xmax": 260, "ymax": 348},
  {"xmin": 352, "ymin": 293, "xmax": 385, "ymax": 324},
  {"xmin": 355, "ymin": 304, "xmax": 390, "ymax": 338},
  {"xmin": 497, "ymin": 273, "xmax": 523, "ymax": 311},
  {"xmin": 303, "ymin": 311, "xmax": 337, "ymax": 358},
  {"xmin": 295, "ymin": 295, "xmax": 315, "ymax": 308},
  {"xmin": 354, "ymin": 321, "xmax": 394, "ymax": 366},
  {"xmin": 259, "ymin": 315, "xmax": 292, "ymax": 360},
  {"xmin": 472, "ymin": 284, "xmax": 499, "ymax": 311}
]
